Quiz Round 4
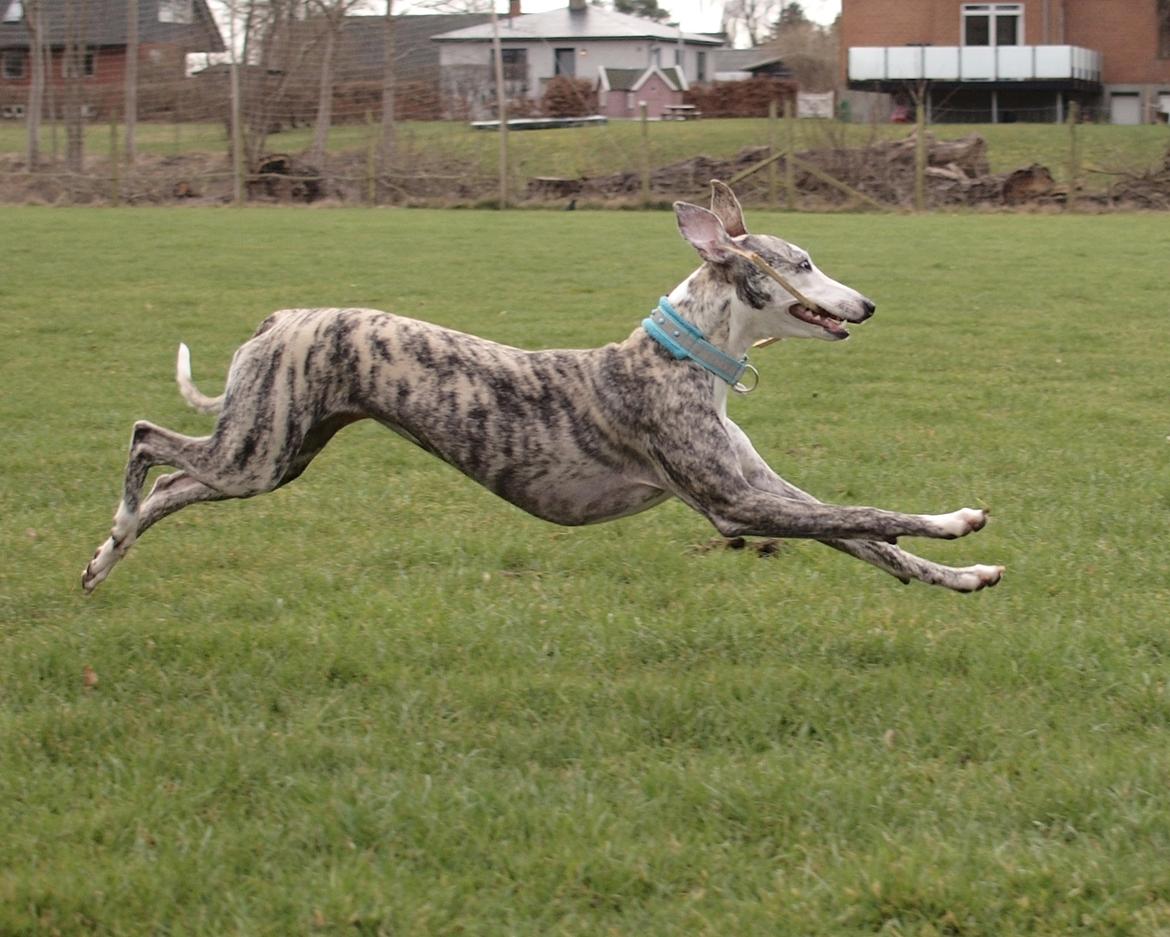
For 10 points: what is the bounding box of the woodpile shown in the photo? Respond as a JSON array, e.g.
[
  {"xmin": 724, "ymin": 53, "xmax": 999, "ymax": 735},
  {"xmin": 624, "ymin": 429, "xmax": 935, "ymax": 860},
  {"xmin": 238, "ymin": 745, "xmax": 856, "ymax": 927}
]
[
  {"xmin": 524, "ymin": 132, "xmax": 1128, "ymax": 210},
  {"xmin": 1101, "ymin": 147, "xmax": 1170, "ymax": 210}
]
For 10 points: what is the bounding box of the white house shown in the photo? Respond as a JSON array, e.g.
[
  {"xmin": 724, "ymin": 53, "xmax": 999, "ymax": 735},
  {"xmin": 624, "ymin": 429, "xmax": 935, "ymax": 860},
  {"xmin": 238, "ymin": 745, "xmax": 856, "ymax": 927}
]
[{"xmin": 432, "ymin": 0, "xmax": 724, "ymax": 118}]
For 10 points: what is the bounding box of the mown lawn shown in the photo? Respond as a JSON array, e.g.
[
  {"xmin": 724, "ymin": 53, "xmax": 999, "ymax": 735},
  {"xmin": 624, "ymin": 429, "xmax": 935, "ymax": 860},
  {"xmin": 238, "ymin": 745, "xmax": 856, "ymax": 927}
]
[{"xmin": 2, "ymin": 205, "xmax": 1170, "ymax": 935}]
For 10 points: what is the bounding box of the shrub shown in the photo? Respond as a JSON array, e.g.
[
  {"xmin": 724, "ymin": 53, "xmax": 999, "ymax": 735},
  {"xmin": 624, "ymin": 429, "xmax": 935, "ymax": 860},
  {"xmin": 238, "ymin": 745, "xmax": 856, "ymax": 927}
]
[{"xmin": 541, "ymin": 76, "xmax": 598, "ymax": 117}]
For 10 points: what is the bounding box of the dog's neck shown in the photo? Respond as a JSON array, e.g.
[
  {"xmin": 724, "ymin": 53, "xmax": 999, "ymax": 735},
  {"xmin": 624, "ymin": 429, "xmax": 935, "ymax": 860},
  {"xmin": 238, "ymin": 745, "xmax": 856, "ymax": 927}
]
[{"xmin": 666, "ymin": 266, "xmax": 760, "ymax": 361}]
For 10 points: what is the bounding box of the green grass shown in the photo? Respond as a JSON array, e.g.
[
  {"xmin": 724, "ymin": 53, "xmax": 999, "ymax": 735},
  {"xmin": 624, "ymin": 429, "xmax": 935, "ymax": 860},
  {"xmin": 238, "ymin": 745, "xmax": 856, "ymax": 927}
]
[
  {"xmin": 3, "ymin": 118, "xmax": 1167, "ymax": 186},
  {"xmin": 3, "ymin": 206, "xmax": 1170, "ymax": 935}
]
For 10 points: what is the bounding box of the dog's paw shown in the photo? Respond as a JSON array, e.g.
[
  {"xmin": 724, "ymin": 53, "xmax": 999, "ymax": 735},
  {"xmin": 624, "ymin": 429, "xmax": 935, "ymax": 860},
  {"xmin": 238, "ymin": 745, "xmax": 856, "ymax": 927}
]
[
  {"xmin": 952, "ymin": 564, "xmax": 1004, "ymax": 593},
  {"xmin": 82, "ymin": 538, "xmax": 119, "ymax": 594},
  {"xmin": 927, "ymin": 507, "xmax": 989, "ymax": 539}
]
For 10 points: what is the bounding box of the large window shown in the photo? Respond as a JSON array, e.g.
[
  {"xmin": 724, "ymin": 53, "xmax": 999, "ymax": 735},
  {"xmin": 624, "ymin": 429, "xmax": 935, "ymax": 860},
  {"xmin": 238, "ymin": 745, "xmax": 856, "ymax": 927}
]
[
  {"xmin": 554, "ymin": 47, "xmax": 576, "ymax": 77},
  {"xmin": 62, "ymin": 50, "xmax": 96, "ymax": 78},
  {"xmin": 1160, "ymin": 0, "xmax": 1170, "ymax": 59},
  {"xmin": 501, "ymin": 48, "xmax": 527, "ymax": 82},
  {"xmin": 962, "ymin": 3, "xmax": 1022, "ymax": 47},
  {"xmin": 2, "ymin": 0, "xmax": 23, "ymax": 22},
  {"xmin": 2, "ymin": 49, "xmax": 27, "ymax": 79}
]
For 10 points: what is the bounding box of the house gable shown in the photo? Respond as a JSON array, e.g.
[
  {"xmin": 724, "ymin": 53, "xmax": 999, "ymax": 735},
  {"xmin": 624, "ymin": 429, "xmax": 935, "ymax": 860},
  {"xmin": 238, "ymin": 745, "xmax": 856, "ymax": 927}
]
[{"xmin": 0, "ymin": 0, "xmax": 224, "ymax": 52}]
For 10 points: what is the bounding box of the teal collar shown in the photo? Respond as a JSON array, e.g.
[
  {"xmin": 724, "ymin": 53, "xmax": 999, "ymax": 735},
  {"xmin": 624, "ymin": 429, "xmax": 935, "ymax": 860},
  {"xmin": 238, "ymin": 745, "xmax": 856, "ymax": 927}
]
[{"xmin": 642, "ymin": 297, "xmax": 758, "ymax": 394}]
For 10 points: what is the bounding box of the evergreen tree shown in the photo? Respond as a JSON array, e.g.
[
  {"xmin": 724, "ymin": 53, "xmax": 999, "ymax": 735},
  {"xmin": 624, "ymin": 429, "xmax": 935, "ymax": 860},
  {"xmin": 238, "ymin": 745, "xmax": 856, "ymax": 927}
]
[{"xmin": 615, "ymin": 0, "xmax": 672, "ymax": 24}]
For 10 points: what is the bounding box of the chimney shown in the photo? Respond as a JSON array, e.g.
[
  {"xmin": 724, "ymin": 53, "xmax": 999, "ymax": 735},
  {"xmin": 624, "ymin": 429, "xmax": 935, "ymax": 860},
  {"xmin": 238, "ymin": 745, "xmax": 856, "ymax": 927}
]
[
  {"xmin": 569, "ymin": 0, "xmax": 586, "ymax": 13},
  {"xmin": 508, "ymin": 0, "xmax": 520, "ymax": 17}
]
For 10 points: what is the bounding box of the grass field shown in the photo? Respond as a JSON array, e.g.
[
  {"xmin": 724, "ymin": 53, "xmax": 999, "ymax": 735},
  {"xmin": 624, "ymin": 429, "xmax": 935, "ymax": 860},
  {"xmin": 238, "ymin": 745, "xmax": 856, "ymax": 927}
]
[
  {"xmin": 2, "ymin": 118, "xmax": 1168, "ymax": 187},
  {"xmin": 2, "ymin": 205, "xmax": 1170, "ymax": 935}
]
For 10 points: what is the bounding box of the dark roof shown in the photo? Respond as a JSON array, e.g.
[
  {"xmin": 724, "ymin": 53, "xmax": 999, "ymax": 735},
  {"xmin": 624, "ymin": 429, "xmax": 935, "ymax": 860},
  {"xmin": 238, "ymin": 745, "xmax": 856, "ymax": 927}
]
[
  {"xmin": 598, "ymin": 64, "xmax": 686, "ymax": 92},
  {"xmin": 600, "ymin": 67, "xmax": 643, "ymax": 91},
  {"xmin": 711, "ymin": 48, "xmax": 785, "ymax": 71},
  {"xmin": 659, "ymin": 63, "xmax": 685, "ymax": 89},
  {"xmin": 340, "ymin": 14, "xmax": 493, "ymax": 79},
  {"xmin": 433, "ymin": 6, "xmax": 723, "ymax": 46},
  {"xmin": 0, "ymin": 0, "xmax": 224, "ymax": 50}
]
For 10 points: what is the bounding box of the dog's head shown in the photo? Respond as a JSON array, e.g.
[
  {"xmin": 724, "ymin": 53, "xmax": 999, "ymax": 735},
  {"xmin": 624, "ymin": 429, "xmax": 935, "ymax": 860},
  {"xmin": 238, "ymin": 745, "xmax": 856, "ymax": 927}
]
[{"xmin": 674, "ymin": 181, "xmax": 875, "ymax": 343}]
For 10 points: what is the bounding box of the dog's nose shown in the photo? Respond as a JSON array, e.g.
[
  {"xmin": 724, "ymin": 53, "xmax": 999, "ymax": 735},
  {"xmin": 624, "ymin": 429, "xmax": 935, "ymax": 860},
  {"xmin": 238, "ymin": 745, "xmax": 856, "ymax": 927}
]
[{"xmin": 860, "ymin": 298, "xmax": 876, "ymax": 320}]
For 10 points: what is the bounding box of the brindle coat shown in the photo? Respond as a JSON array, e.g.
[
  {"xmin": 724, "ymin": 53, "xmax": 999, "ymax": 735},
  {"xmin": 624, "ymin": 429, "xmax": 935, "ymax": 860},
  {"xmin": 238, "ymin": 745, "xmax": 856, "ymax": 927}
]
[{"xmin": 83, "ymin": 182, "xmax": 1002, "ymax": 594}]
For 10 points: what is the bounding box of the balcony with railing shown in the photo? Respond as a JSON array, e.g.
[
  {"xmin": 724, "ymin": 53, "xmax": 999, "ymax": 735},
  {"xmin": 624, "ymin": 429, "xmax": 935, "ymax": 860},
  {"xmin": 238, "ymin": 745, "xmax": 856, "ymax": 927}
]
[{"xmin": 848, "ymin": 45, "xmax": 1102, "ymax": 86}]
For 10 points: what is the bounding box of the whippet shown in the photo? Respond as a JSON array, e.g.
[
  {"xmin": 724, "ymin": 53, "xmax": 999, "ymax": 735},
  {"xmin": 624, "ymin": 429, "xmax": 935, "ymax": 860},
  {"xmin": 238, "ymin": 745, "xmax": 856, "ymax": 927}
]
[{"xmin": 83, "ymin": 181, "xmax": 1003, "ymax": 595}]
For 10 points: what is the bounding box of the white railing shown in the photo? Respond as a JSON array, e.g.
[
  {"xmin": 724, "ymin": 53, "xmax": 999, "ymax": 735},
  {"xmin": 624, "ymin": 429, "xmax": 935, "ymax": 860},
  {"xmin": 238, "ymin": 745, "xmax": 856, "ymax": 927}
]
[{"xmin": 848, "ymin": 45, "xmax": 1101, "ymax": 83}]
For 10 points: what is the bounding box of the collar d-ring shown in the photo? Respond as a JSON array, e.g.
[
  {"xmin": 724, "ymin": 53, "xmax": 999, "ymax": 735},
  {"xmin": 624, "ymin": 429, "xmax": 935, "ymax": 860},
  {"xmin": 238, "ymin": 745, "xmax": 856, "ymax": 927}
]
[{"xmin": 732, "ymin": 363, "xmax": 760, "ymax": 395}]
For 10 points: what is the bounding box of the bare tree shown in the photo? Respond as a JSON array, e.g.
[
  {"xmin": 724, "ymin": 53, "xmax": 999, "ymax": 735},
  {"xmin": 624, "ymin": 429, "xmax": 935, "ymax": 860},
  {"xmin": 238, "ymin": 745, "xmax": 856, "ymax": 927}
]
[
  {"xmin": 63, "ymin": 0, "xmax": 88, "ymax": 171},
  {"xmin": 24, "ymin": 0, "xmax": 45, "ymax": 168},
  {"xmin": 721, "ymin": 0, "xmax": 781, "ymax": 48},
  {"xmin": 216, "ymin": 0, "xmax": 314, "ymax": 167},
  {"xmin": 763, "ymin": 10, "xmax": 837, "ymax": 91},
  {"xmin": 306, "ymin": 0, "xmax": 366, "ymax": 166}
]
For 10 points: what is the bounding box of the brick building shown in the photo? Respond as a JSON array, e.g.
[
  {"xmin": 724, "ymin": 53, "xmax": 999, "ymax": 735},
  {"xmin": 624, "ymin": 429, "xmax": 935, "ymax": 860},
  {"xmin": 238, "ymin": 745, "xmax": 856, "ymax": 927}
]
[
  {"xmin": 842, "ymin": 0, "xmax": 1170, "ymax": 123},
  {"xmin": 0, "ymin": 0, "xmax": 224, "ymax": 119}
]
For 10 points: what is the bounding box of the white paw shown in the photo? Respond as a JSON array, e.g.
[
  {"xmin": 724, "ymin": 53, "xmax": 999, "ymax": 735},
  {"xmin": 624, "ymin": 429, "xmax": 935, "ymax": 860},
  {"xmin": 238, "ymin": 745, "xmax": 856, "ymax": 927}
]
[
  {"xmin": 953, "ymin": 564, "xmax": 1004, "ymax": 593},
  {"xmin": 927, "ymin": 507, "xmax": 988, "ymax": 539},
  {"xmin": 82, "ymin": 537, "xmax": 119, "ymax": 593}
]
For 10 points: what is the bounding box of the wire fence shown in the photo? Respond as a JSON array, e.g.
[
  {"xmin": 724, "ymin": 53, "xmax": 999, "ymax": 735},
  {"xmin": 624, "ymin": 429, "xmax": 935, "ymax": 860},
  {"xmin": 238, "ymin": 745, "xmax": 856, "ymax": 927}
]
[{"xmin": 1, "ymin": 3, "xmax": 1168, "ymax": 210}]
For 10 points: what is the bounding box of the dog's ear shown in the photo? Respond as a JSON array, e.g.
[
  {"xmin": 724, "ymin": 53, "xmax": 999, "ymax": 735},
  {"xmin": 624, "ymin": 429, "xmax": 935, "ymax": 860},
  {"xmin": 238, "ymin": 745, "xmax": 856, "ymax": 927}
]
[
  {"xmin": 674, "ymin": 201, "xmax": 739, "ymax": 264},
  {"xmin": 709, "ymin": 180, "xmax": 748, "ymax": 237}
]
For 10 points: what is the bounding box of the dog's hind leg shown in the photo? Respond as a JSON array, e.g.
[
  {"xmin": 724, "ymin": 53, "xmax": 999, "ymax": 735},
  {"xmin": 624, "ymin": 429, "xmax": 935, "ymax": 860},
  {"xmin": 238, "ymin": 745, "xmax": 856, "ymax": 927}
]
[
  {"xmin": 83, "ymin": 470, "xmax": 227, "ymax": 592},
  {"xmin": 83, "ymin": 408, "xmax": 359, "ymax": 592},
  {"xmin": 82, "ymin": 419, "xmax": 285, "ymax": 593}
]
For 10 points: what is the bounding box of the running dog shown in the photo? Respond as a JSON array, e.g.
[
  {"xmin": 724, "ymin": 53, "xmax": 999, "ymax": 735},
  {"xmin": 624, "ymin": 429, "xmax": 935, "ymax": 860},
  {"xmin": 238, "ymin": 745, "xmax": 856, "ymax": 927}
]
[{"xmin": 83, "ymin": 181, "xmax": 1002, "ymax": 594}]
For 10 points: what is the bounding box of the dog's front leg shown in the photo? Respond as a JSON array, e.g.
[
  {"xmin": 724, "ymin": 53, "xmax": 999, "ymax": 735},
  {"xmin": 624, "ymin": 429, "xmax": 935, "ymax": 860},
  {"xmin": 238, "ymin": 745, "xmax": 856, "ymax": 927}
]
[{"xmin": 718, "ymin": 420, "xmax": 1002, "ymax": 592}]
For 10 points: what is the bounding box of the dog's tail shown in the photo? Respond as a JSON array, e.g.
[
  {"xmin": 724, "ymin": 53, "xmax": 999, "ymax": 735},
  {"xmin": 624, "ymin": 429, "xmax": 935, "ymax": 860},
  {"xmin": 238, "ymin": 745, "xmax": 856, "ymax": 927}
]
[{"xmin": 176, "ymin": 343, "xmax": 224, "ymax": 414}]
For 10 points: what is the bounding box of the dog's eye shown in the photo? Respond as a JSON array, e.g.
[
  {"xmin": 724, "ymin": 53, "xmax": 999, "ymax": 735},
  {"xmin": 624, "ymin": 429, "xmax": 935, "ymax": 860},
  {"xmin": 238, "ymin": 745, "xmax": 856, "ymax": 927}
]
[{"xmin": 798, "ymin": 259, "xmax": 812, "ymax": 272}]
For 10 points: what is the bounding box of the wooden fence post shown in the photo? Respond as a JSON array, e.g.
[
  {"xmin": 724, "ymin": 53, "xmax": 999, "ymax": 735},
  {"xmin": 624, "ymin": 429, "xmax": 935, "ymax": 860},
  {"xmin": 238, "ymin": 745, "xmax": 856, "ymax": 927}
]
[
  {"xmin": 640, "ymin": 102, "xmax": 651, "ymax": 206},
  {"xmin": 109, "ymin": 116, "xmax": 120, "ymax": 204},
  {"xmin": 365, "ymin": 110, "xmax": 376, "ymax": 204},
  {"xmin": 768, "ymin": 98, "xmax": 778, "ymax": 205},
  {"xmin": 229, "ymin": 60, "xmax": 244, "ymax": 206},
  {"xmin": 914, "ymin": 83, "xmax": 927, "ymax": 212},
  {"xmin": 1066, "ymin": 100, "xmax": 1081, "ymax": 212},
  {"xmin": 489, "ymin": 6, "xmax": 508, "ymax": 209},
  {"xmin": 784, "ymin": 96, "xmax": 795, "ymax": 211}
]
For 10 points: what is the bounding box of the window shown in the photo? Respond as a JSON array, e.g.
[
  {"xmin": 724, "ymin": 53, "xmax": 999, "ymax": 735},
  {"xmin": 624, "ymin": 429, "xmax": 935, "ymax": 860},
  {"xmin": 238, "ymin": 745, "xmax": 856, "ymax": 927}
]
[
  {"xmin": 962, "ymin": 3, "xmax": 1022, "ymax": 47},
  {"xmin": 158, "ymin": 0, "xmax": 193, "ymax": 23},
  {"xmin": 2, "ymin": 0, "xmax": 23, "ymax": 22},
  {"xmin": 554, "ymin": 47, "xmax": 576, "ymax": 77},
  {"xmin": 1160, "ymin": 0, "xmax": 1170, "ymax": 59},
  {"xmin": 696, "ymin": 50, "xmax": 706, "ymax": 82},
  {"xmin": 2, "ymin": 49, "xmax": 27, "ymax": 79},
  {"xmin": 62, "ymin": 50, "xmax": 96, "ymax": 78},
  {"xmin": 501, "ymin": 48, "xmax": 527, "ymax": 82}
]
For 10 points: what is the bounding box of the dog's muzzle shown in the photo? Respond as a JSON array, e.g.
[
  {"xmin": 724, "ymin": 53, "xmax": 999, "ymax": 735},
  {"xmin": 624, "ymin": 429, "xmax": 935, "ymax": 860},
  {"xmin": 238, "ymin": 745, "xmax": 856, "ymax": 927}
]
[{"xmin": 788, "ymin": 297, "xmax": 875, "ymax": 340}]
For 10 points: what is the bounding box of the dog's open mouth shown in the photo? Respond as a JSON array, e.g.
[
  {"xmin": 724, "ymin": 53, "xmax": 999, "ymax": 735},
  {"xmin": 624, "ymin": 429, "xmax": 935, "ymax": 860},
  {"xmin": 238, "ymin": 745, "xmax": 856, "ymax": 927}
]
[{"xmin": 788, "ymin": 304, "xmax": 850, "ymax": 339}]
